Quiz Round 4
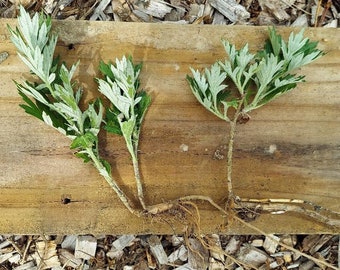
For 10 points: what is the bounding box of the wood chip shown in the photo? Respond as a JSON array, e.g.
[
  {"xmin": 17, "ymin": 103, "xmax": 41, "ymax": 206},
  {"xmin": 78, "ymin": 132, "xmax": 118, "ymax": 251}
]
[
  {"xmin": 134, "ymin": 0, "xmax": 173, "ymax": 19},
  {"xmin": 90, "ymin": 0, "xmax": 111, "ymax": 20},
  {"xmin": 74, "ymin": 235, "xmax": 97, "ymax": 260},
  {"xmin": 283, "ymin": 252, "xmax": 292, "ymax": 264},
  {"xmin": 281, "ymin": 235, "xmax": 297, "ymax": 247},
  {"xmin": 0, "ymin": 234, "xmax": 337, "ymax": 269},
  {"xmin": 146, "ymin": 247, "xmax": 157, "ymax": 269},
  {"xmin": 208, "ymin": 234, "xmax": 224, "ymax": 261},
  {"xmin": 132, "ymin": 9, "xmax": 153, "ymax": 22},
  {"xmin": 298, "ymin": 260, "xmax": 315, "ymax": 270},
  {"xmin": 0, "ymin": 252, "xmax": 16, "ymax": 264},
  {"xmin": 225, "ymin": 236, "xmax": 240, "ymax": 255},
  {"xmin": 263, "ymin": 235, "xmax": 280, "ymax": 254},
  {"xmin": 311, "ymin": 4, "xmax": 323, "ymax": 26},
  {"xmin": 338, "ymin": 237, "xmax": 339, "ymax": 270},
  {"xmin": 302, "ymin": 235, "xmax": 321, "ymax": 252},
  {"xmin": 13, "ymin": 261, "xmax": 36, "ymax": 270},
  {"xmin": 33, "ymin": 240, "xmax": 60, "ymax": 270},
  {"xmin": 59, "ymin": 249, "xmax": 82, "ymax": 268},
  {"xmin": 168, "ymin": 244, "xmax": 187, "ymax": 263},
  {"xmin": 174, "ymin": 263, "xmax": 191, "ymax": 270},
  {"xmin": 112, "ymin": 235, "xmax": 135, "ymax": 251},
  {"xmin": 291, "ymin": 14, "xmax": 308, "ymax": 27},
  {"xmin": 0, "ymin": 239, "xmax": 11, "ymax": 249},
  {"xmin": 324, "ymin": 19, "xmax": 338, "ymax": 28},
  {"xmin": 208, "ymin": 0, "xmax": 250, "ymax": 22},
  {"xmin": 106, "ymin": 249, "xmax": 124, "ymax": 260},
  {"xmin": 187, "ymin": 238, "xmax": 209, "ymax": 270},
  {"xmin": 309, "ymin": 235, "xmax": 333, "ymax": 255},
  {"xmin": 237, "ymin": 244, "xmax": 271, "ymax": 268},
  {"xmin": 209, "ymin": 257, "xmax": 225, "ymax": 270},
  {"xmin": 164, "ymin": 8, "xmax": 181, "ymax": 21},
  {"xmin": 266, "ymin": 259, "xmax": 283, "ymax": 269},
  {"xmin": 212, "ymin": 10, "xmax": 228, "ymax": 25},
  {"xmin": 251, "ymin": 238, "xmax": 264, "ymax": 247},
  {"xmin": 8, "ymin": 253, "xmax": 21, "ymax": 264},
  {"xmin": 147, "ymin": 235, "xmax": 168, "ymax": 265},
  {"xmin": 187, "ymin": 4, "xmax": 204, "ymax": 23},
  {"xmin": 61, "ymin": 235, "xmax": 77, "ymax": 250},
  {"xmin": 256, "ymin": 10, "xmax": 276, "ymax": 25},
  {"xmin": 259, "ymin": 0, "xmax": 291, "ymax": 21},
  {"xmin": 171, "ymin": 235, "xmax": 184, "ymax": 247}
]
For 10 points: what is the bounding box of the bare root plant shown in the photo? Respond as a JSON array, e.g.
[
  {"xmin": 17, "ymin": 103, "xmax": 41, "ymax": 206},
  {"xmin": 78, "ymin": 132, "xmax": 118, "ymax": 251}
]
[
  {"xmin": 186, "ymin": 26, "xmax": 340, "ymax": 227},
  {"xmin": 184, "ymin": 24, "xmax": 339, "ymax": 269}
]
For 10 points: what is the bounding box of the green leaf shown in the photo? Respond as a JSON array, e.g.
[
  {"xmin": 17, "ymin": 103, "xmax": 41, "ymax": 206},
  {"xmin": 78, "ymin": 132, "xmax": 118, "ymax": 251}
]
[
  {"xmin": 255, "ymin": 54, "xmax": 284, "ymax": 89},
  {"xmin": 220, "ymin": 41, "xmax": 255, "ymax": 95},
  {"xmin": 75, "ymin": 152, "xmax": 91, "ymax": 163},
  {"xmin": 17, "ymin": 81, "xmax": 70, "ymax": 133},
  {"xmin": 101, "ymin": 159, "xmax": 112, "ymax": 175},
  {"xmin": 18, "ymin": 89, "xmax": 44, "ymax": 120},
  {"xmin": 98, "ymin": 56, "xmax": 150, "ymax": 154},
  {"xmin": 205, "ymin": 63, "xmax": 227, "ymax": 108},
  {"xmin": 99, "ymin": 60, "xmax": 115, "ymax": 79},
  {"xmin": 83, "ymin": 98, "xmax": 104, "ymax": 136},
  {"xmin": 187, "ymin": 65, "xmax": 233, "ymax": 122},
  {"xmin": 70, "ymin": 132, "xmax": 97, "ymax": 150},
  {"xmin": 120, "ymin": 118, "xmax": 135, "ymax": 139},
  {"xmin": 97, "ymin": 77, "xmax": 131, "ymax": 119},
  {"xmin": 104, "ymin": 106, "xmax": 123, "ymax": 135},
  {"xmin": 188, "ymin": 27, "xmax": 324, "ymax": 117},
  {"xmin": 266, "ymin": 27, "xmax": 282, "ymax": 56},
  {"xmin": 135, "ymin": 90, "xmax": 151, "ymax": 123}
]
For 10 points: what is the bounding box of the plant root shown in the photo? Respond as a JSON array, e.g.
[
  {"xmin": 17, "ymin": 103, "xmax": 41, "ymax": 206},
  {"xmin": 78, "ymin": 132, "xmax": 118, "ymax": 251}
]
[
  {"xmin": 235, "ymin": 197, "xmax": 340, "ymax": 228},
  {"xmin": 144, "ymin": 195, "xmax": 339, "ymax": 270}
]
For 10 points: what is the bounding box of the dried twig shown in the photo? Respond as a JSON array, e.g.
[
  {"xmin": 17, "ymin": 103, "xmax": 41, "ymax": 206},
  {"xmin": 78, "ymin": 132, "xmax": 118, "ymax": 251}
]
[
  {"xmin": 7, "ymin": 236, "xmax": 23, "ymax": 257},
  {"xmin": 21, "ymin": 235, "xmax": 33, "ymax": 264}
]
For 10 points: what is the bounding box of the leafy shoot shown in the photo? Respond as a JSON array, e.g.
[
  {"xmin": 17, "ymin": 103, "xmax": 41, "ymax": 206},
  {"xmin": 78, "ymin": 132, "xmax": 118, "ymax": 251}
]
[{"xmin": 187, "ymin": 27, "xmax": 324, "ymax": 121}]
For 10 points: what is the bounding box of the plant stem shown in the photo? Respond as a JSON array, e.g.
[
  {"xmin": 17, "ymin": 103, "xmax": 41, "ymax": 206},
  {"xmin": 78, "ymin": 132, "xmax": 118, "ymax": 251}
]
[
  {"xmin": 131, "ymin": 154, "xmax": 146, "ymax": 210},
  {"xmin": 86, "ymin": 147, "xmax": 140, "ymax": 216},
  {"xmin": 124, "ymin": 133, "xmax": 146, "ymax": 209},
  {"xmin": 226, "ymin": 96, "xmax": 245, "ymax": 207},
  {"xmin": 227, "ymin": 118, "xmax": 237, "ymax": 202}
]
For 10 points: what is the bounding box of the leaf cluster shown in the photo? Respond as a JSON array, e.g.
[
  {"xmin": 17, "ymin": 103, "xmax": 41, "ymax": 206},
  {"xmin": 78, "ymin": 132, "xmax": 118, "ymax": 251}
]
[
  {"xmin": 97, "ymin": 57, "xmax": 151, "ymax": 158},
  {"xmin": 8, "ymin": 6, "xmax": 105, "ymax": 168},
  {"xmin": 8, "ymin": 6, "xmax": 151, "ymax": 182},
  {"xmin": 187, "ymin": 27, "xmax": 324, "ymax": 121}
]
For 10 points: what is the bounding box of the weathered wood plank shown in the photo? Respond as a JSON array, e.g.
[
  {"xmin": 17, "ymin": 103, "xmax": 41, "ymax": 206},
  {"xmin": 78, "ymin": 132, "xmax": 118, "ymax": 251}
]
[{"xmin": 0, "ymin": 20, "xmax": 339, "ymax": 234}]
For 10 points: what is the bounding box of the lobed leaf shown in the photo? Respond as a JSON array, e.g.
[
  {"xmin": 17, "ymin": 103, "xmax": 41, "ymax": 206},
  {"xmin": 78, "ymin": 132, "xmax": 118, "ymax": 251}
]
[
  {"xmin": 188, "ymin": 27, "xmax": 324, "ymax": 118},
  {"xmin": 70, "ymin": 132, "xmax": 98, "ymax": 150}
]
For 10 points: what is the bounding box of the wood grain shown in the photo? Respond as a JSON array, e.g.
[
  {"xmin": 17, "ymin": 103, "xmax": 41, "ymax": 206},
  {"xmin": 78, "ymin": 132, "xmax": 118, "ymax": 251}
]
[{"xmin": 0, "ymin": 20, "xmax": 339, "ymax": 234}]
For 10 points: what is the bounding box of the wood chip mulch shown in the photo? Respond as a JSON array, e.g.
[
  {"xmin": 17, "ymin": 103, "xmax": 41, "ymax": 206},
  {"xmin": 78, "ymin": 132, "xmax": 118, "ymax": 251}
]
[
  {"xmin": 0, "ymin": 234, "xmax": 339, "ymax": 269},
  {"xmin": 0, "ymin": 0, "xmax": 340, "ymax": 27}
]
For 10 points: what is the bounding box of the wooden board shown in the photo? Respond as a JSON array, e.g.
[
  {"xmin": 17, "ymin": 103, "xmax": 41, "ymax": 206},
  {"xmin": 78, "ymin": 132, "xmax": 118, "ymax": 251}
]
[{"xmin": 0, "ymin": 20, "xmax": 339, "ymax": 234}]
